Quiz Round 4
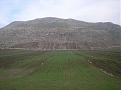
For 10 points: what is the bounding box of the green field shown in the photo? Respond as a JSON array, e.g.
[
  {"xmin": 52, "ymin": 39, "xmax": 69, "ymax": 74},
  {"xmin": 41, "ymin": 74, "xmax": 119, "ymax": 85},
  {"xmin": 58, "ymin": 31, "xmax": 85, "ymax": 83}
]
[{"xmin": 0, "ymin": 49, "xmax": 121, "ymax": 90}]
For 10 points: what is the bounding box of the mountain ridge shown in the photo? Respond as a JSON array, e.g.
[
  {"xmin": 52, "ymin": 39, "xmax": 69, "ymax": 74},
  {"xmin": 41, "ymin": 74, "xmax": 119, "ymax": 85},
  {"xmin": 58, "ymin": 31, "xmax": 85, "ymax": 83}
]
[{"xmin": 0, "ymin": 17, "xmax": 121, "ymax": 50}]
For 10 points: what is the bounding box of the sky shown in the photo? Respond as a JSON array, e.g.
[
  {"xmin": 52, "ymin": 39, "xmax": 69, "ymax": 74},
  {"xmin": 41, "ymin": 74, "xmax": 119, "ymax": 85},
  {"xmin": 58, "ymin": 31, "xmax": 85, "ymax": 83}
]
[{"xmin": 0, "ymin": 0, "xmax": 120, "ymax": 28}]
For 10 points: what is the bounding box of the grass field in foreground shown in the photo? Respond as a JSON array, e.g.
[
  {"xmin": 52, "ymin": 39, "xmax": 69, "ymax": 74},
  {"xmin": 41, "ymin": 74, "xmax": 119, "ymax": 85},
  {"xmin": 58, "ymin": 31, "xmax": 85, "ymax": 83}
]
[{"xmin": 0, "ymin": 49, "xmax": 121, "ymax": 90}]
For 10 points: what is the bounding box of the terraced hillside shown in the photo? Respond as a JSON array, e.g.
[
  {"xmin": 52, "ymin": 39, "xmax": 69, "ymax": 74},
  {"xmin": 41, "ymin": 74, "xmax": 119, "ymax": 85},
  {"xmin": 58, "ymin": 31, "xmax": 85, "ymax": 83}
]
[{"xmin": 0, "ymin": 49, "xmax": 121, "ymax": 90}]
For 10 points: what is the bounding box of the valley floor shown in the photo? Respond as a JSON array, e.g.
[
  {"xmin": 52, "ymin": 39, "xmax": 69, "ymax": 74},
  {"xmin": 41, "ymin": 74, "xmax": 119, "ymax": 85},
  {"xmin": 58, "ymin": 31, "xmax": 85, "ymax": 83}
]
[{"xmin": 0, "ymin": 49, "xmax": 121, "ymax": 90}]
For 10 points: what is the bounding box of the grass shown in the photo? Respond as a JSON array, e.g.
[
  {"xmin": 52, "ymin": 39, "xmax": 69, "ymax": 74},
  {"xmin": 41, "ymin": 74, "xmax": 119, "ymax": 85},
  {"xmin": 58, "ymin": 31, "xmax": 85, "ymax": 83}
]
[
  {"xmin": 85, "ymin": 50, "xmax": 121, "ymax": 77},
  {"xmin": 0, "ymin": 49, "xmax": 121, "ymax": 90}
]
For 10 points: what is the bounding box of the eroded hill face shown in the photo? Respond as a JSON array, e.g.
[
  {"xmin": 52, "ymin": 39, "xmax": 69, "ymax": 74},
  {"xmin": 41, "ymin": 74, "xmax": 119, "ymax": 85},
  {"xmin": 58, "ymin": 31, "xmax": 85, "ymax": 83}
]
[{"xmin": 0, "ymin": 17, "xmax": 121, "ymax": 50}]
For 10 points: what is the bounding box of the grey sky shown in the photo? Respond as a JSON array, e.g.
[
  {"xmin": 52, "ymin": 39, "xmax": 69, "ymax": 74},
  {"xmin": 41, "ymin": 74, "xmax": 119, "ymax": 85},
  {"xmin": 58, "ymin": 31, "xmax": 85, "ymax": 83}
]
[{"xmin": 0, "ymin": 0, "xmax": 120, "ymax": 28}]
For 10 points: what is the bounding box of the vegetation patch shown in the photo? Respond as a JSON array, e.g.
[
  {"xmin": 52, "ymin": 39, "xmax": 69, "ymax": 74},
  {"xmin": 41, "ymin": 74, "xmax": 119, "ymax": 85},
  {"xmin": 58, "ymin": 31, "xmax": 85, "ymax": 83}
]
[{"xmin": 87, "ymin": 50, "xmax": 121, "ymax": 77}]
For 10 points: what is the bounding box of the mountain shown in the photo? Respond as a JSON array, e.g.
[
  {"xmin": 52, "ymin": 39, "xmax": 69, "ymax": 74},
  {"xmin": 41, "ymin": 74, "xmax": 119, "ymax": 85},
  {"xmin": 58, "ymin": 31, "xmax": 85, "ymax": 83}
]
[{"xmin": 0, "ymin": 17, "xmax": 121, "ymax": 50}]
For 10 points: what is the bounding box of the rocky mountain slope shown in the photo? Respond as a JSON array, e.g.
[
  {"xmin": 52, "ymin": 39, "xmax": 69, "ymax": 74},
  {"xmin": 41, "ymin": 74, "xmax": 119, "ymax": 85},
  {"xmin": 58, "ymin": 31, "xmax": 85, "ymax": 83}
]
[{"xmin": 0, "ymin": 17, "xmax": 121, "ymax": 50}]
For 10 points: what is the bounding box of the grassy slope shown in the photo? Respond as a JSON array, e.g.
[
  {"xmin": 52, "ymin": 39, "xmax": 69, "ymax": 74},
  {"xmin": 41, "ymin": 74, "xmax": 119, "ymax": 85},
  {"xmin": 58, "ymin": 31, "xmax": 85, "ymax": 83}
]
[
  {"xmin": 0, "ymin": 50, "xmax": 121, "ymax": 90},
  {"xmin": 85, "ymin": 50, "xmax": 121, "ymax": 77}
]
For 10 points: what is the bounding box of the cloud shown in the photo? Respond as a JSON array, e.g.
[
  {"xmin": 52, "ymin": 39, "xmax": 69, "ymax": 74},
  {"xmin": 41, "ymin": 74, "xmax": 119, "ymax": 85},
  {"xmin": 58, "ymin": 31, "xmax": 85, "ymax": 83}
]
[{"xmin": 0, "ymin": 0, "xmax": 120, "ymax": 28}]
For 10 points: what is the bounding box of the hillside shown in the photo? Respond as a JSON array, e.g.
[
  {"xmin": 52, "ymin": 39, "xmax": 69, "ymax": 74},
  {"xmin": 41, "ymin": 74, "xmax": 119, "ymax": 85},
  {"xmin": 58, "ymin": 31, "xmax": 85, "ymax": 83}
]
[{"xmin": 0, "ymin": 17, "xmax": 121, "ymax": 50}]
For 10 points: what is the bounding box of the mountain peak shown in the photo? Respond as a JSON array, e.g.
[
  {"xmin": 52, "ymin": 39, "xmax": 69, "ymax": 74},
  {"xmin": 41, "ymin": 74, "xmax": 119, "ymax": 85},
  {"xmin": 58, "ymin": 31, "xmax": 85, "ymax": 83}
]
[{"xmin": 35, "ymin": 17, "xmax": 62, "ymax": 21}]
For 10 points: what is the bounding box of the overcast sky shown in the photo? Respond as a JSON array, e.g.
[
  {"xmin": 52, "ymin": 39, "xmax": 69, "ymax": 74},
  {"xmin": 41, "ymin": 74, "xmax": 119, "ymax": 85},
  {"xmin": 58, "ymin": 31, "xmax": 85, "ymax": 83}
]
[{"xmin": 0, "ymin": 0, "xmax": 120, "ymax": 28}]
